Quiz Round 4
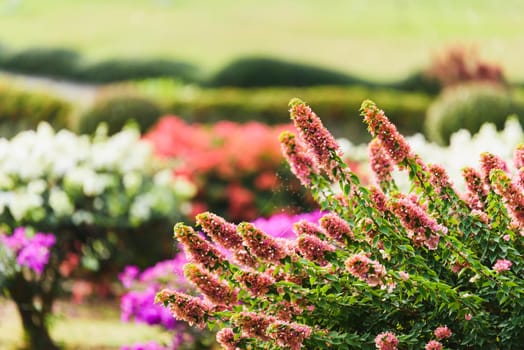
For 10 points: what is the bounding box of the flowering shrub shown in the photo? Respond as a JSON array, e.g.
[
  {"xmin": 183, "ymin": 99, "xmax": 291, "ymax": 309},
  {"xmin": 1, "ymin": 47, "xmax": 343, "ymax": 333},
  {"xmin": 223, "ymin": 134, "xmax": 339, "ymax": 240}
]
[
  {"xmin": 341, "ymin": 117, "xmax": 524, "ymax": 192},
  {"xmin": 143, "ymin": 116, "xmax": 316, "ymax": 221},
  {"xmin": 0, "ymin": 123, "xmax": 194, "ymax": 350},
  {"xmin": 120, "ymin": 210, "xmax": 324, "ymax": 350},
  {"xmin": 157, "ymin": 99, "xmax": 523, "ymax": 349}
]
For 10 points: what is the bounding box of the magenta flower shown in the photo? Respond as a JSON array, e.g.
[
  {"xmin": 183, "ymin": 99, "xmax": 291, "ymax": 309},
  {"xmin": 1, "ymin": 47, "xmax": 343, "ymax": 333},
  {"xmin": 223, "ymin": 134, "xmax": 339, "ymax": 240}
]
[
  {"xmin": 289, "ymin": 99, "xmax": 341, "ymax": 172},
  {"xmin": 434, "ymin": 325, "xmax": 452, "ymax": 340},
  {"xmin": 119, "ymin": 265, "xmax": 140, "ymax": 289},
  {"xmin": 319, "ymin": 213, "xmax": 354, "ymax": 243},
  {"xmin": 425, "ymin": 340, "xmax": 443, "ymax": 350},
  {"xmin": 492, "ymin": 259, "xmax": 512, "ymax": 273},
  {"xmin": 374, "ymin": 331, "xmax": 399, "ymax": 350},
  {"xmin": 280, "ymin": 131, "xmax": 319, "ymax": 186}
]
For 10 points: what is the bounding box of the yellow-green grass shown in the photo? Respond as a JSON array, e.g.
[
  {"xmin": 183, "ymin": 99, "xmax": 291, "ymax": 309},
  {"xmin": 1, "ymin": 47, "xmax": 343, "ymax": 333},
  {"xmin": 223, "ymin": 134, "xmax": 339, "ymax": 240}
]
[
  {"xmin": 0, "ymin": 0, "xmax": 523, "ymax": 81},
  {"xmin": 0, "ymin": 299, "xmax": 171, "ymax": 350}
]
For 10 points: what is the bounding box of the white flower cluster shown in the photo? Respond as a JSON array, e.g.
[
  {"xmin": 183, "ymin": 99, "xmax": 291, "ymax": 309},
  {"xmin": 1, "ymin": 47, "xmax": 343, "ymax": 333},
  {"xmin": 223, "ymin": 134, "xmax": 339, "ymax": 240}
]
[
  {"xmin": 0, "ymin": 123, "xmax": 195, "ymax": 226},
  {"xmin": 340, "ymin": 118, "xmax": 524, "ymax": 191}
]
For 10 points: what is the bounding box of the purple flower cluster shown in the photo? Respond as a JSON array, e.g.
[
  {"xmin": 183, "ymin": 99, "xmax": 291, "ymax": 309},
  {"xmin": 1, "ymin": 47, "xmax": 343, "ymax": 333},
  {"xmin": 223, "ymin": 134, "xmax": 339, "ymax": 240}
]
[{"xmin": 0, "ymin": 227, "xmax": 55, "ymax": 275}]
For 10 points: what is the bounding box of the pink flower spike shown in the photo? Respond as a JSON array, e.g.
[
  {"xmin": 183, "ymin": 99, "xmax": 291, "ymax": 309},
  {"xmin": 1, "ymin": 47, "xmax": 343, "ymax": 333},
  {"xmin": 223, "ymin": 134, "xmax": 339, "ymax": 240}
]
[
  {"xmin": 374, "ymin": 331, "xmax": 399, "ymax": 350},
  {"xmin": 237, "ymin": 222, "xmax": 289, "ymax": 263},
  {"xmin": 319, "ymin": 213, "xmax": 354, "ymax": 243},
  {"xmin": 196, "ymin": 212, "xmax": 243, "ymax": 250},
  {"xmin": 289, "ymin": 98, "xmax": 341, "ymax": 172},
  {"xmin": 233, "ymin": 311, "xmax": 276, "ymax": 341},
  {"xmin": 183, "ymin": 263, "xmax": 237, "ymax": 306},
  {"xmin": 368, "ymin": 138, "xmax": 394, "ymax": 184},
  {"xmin": 268, "ymin": 320, "xmax": 312, "ymax": 350},
  {"xmin": 173, "ymin": 223, "xmax": 227, "ymax": 271},
  {"xmin": 425, "ymin": 340, "xmax": 443, "ymax": 350},
  {"xmin": 513, "ymin": 144, "xmax": 524, "ymax": 169},
  {"xmin": 280, "ymin": 131, "xmax": 319, "ymax": 186},
  {"xmin": 216, "ymin": 328, "xmax": 244, "ymax": 350},
  {"xmin": 429, "ymin": 164, "xmax": 454, "ymax": 194},
  {"xmin": 361, "ymin": 100, "xmax": 411, "ymax": 164},
  {"xmin": 297, "ymin": 234, "xmax": 335, "ymax": 266},
  {"xmin": 155, "ymin": 289, "xmax": 211, "ymax": 329},
  {"xmin": 236, "ymin": 269, "xmax": 275, "ymax": 297},
  {"xmin": 293, "ymin": 220, "xmax": 325, "ymax": 238},
  {"xmin": 480, "ymin": 152, "xmax": 508, "ymax": 184},
  {"xmin": 492, "ymin": 259, "xmax": 512, "ymax": 273},
  {"xmin": 434, "ymin": 325, "xmax": 452, "ymax": 339}
]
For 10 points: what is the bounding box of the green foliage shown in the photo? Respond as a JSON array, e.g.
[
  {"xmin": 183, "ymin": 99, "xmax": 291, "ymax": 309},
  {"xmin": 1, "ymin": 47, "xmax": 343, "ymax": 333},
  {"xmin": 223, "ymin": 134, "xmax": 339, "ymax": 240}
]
[
  {"xmin": 425, "ymin": 83, "xmax": 524, "ymax": 144},
  {"xmin": 0, "ymin": 83, "xmax": 72, "ymax": 137},
  {"xmin": 0, "ymin": 47, "xmax": 81, "ymax": 78},
  {"xmin": 78, "ymin": 58, "xmax": 199, "ymax": 83},
  {"xmin": 390, "ymin": 71, "xmax": 441, "ymax": 94},
  {"xmin": 133, "ymin": 80, "xmax": 432, "ymax": 143},
  {"xmin": 207, "ymin": 57, "xmax": 374, "ymax": 88},
  {"xmin": 78, "ymin": 94, "xmax": 163, "ymax": 135}
]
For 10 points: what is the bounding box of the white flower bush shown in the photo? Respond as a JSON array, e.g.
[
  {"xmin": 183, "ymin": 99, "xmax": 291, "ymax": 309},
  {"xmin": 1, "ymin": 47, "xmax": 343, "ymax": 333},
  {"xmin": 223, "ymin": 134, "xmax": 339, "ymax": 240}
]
[
  {"xmin": 0, "ymin": 122, "xmax": 195, "ymax": 226},
  {"xmin": 341, "ymin": 117, "xmax": 524, "ymax": 191}
]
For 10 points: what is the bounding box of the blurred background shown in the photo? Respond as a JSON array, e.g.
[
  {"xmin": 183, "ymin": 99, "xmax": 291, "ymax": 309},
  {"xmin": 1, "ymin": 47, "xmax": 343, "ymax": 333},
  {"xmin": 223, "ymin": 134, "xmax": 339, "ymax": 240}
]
[{"xmin": 0, "ymin": 0, "xmax": 523, "ymax": 349}]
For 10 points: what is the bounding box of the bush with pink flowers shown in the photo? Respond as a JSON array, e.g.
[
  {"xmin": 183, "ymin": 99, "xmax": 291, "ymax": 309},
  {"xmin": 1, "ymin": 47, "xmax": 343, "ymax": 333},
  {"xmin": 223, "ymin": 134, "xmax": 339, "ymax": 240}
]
[{"xmin": 156, "ymin": 99, "xmax": 523, "ymax": 349}]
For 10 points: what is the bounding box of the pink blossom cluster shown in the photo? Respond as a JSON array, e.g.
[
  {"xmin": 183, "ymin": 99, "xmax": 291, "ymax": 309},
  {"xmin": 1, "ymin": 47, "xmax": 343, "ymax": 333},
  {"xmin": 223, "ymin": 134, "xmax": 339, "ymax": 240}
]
[
  {"xmin": 0, "ymin": 227, "xmax": 55, "ymax": 275},
  {"xmin": 345, "ymin": 253, "xmax": 387, "ymax": 287},
  {"xmin": 155, "ymin": 289, "xmax": 211, "ymax": 329},
  {"xmin": 492, "ymin": 259, "xmax": 512, "ymax": 273},
  {"xmin": 368, "ymin": 138, "xmax": 394, "ymax": 184},
  {"xmin": 425, "ymin": 340, "xmax": 443, "ymax": 350},
  {"xmin": 374, "ymin": 331, "xmax": 399, "ymax": 350},
  {"xmin": 280, "ymin": 131, "xmax": 319, "ymax": 186},
  {"xmin": 434, "ymin": 325, "xmax": 452, "ymax": 339}
]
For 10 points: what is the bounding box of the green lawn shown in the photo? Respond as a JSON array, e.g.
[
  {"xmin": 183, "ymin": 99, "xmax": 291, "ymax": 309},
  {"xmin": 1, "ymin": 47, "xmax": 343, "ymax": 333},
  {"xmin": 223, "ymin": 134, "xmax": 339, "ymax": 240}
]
[
  {"xmin": 0, "ymin": 0, "xmax": 523, "ymax": 80},
  {"xmin": 0, "ymin": 299, "xmax": 171, "ymax": 350}
]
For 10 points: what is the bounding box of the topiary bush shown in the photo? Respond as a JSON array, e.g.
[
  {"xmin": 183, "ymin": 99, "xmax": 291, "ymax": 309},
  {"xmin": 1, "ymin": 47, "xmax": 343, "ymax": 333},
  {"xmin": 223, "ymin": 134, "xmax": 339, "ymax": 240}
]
[
  {"xmin": 78, "ymin": 58, "xmax": 199, "ymax": 84},
  {"xmin": 0, "ymin": 47, "xmax": 81, "ymax": 78},
  {"xmin": 78, "ymin": 94, "xmax": 163, "ymax": 135},
  {"xmin": 425, "ymin": 83, "xmax": 524, "ymax": 145},
  {"xmin": 156, "ymin": 99, "xmax": 523, "ymax": 349},
  {"xmin": 0, "ymin": 82, "xmax": 72, "ymax": 136},
  {"xmin": 207, "ymin": 57, "xmax": 375, "ymax": 88}
]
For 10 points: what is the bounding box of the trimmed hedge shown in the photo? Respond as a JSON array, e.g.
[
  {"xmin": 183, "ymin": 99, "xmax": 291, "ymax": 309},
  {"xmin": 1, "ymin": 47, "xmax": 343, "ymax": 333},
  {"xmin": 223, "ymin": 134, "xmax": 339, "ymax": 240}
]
[
  {"xmin": 78, "ymin": 94, "xmax": 164, "ymax": 135},
  {"xmin": 0, "ymin": 48, "xmax": 81, "ymax": 78},
  {"xmin": 207, "ymin": 57, "xmax": 376, "ymax": 88},
  {"xmin": 425, "ymin": 83, "xmax": 524, "ymax": 144},
  {"xmin": 0, "ymin": 83, "xmax": 72, "ymax": 137},
  {"xmin": 128, "ymin": 80, "xmax": 432, "ymax": 142}
]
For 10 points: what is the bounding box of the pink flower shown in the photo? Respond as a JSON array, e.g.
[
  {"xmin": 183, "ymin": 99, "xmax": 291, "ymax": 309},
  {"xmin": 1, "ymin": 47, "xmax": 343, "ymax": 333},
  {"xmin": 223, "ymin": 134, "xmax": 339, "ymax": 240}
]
[
  {"xmin": 345, "ymin": 253, "xmax": 386, "ymax": 287},
  {"xmin": 492, "ymin": 259, "xmax": 512, "ymax": 273},
  {"xmin": 425, "ymin": 340, "xmax": 443, "ymax": 350},
  {"xmin": 368, "ymin": 138, "xmax": 394, "ymax": 184},
  {"xmin": 237, "ymin": 222, "xmax": 289, "ymax": 263},
  {"xmin": 289, "ymin": 99, "xmax": 341, "ymax": 173},
  {"xmin": 216, "ymin": 328, "xmax": 243, "ymax": 350},
  {"xmin": 514, "ymin": 144, "xmax": 524, "ymax": 169},
  {"xmin": 503, "ymin": 234, "xmax": 511, "ymax": 241},
  {"xmin": 297, "ymin": 234, "xmax": 335, "ymax": 266},
  {"xmin": 268, "ymin": 320, "xmax": 312, "ymax": 350},
  {"xmin": 319, "ymin": 213, "xmax": 354, "ymax": 243},
  {"xmin": 280, "ymin": 131, "xmax": 319, "ymax": 186},
  {"xmin": 490, "ymin": 169, "xmax": 524, "ymax": 226},
  {"xmin": 196, "ymin": 212, "xmax": 243, "ymax": 250},
  {"xmin": 236, "ymin": 269, "xmax": 275, "ymax": 297},
  {"xmin": 429, "ymin": 164, "xmax": 454, "ymax": 194},
  {"xmin": 399, "ymin": 271, "xmax": 409, "ymax": 281},
  {"xmin": 465, "ymin": 313, "xmax": 472, "ymax": 320},
  {"xmin": 155, "ymin": 289, "xmax": 211, "ymax": 329},
  {"xmin": 434, "ymin": 325, "xmax": 452, "ymax": 339},
  {"xmin": 173, "ymin": 223, "xmax": 227, "ymax": 271},
  {"xmin": 374, "ymin": 331, "xmax": 399, "ymax": 350},
  {"xmin": 233, "ymin": 312, "xmax": 276, "ymax": 341},
  {"xmin": 480, "ymin": 152, "xmax": 508, "ymax": 185},
  {"xmin": 361, "ymin": 100, "xmax": 411, "ymax": 164},
  {"xmin": 293, "ymin": 220, "xmax": 325, "ymax": 237},
  {"xmin": 369, "ymin": 186, "xmax": 388, "ymax": 213},
  {"xmin": 183, "ymin": 263, "xmax": 237, "ymax": 305}
]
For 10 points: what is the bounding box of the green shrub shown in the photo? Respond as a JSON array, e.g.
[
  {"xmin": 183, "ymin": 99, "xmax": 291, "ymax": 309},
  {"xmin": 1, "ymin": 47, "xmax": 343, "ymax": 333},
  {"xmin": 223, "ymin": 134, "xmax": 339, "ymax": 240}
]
[
  {"xmin": 78, "ymin": 58, "xmax": 199, "ymax": 83},
  {"xmin": 78, "ymin": 94, "xmax": 163, "ymax": 135},
  {"xmin": 425, "ymin": 83, "xmax": 524, "ymax": 144},
  {"xmin": 207, "ymin": 57, "xmax": 376, "ymax": 88},
  {"xmin": 390, "ymin": 71, "xmax": 441, "ymax": 94},
  {"xmin": 132, "ymin": 82, "xmax": 431, "ymax": 143},
  {"xmin": 0, "ymin": 47, "xmax": 81, "ymax": 78},
  {"xmin": 0, "ymin": 83, "xmax": 72, "ymax": 137}
]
